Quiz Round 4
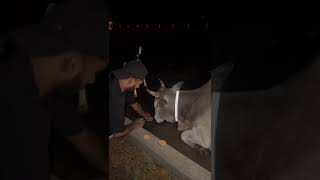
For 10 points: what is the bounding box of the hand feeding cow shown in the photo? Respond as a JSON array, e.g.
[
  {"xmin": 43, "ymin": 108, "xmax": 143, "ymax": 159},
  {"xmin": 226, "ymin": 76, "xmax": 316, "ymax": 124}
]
[{"xmin": 145, "ymin": 63, "xmax": 234, "ymax": 156}]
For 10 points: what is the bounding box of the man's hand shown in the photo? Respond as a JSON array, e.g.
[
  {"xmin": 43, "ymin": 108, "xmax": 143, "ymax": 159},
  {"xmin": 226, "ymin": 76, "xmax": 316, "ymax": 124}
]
[
  {"xmin": 133, "ymin": 118, "xmax": 145, "ymax": 128},
  {"xmin": 113, "ymin": 119, "xmax": 145, "ymax": 138},
  {"xmin": 131, "ymin": 103, "xmax": 153, "ymax": 121},
  {"xmin": 142, "ymin": 112, "xmax": 153, "ymax": 121},
  {"xmin": 113, "ymin": 130, "xmax": 129, "ymax": 138}
]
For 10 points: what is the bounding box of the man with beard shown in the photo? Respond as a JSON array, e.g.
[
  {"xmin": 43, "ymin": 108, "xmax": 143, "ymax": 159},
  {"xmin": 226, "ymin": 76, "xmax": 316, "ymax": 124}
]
[
  {"xmin": 109, "ymin": 60, "xmax": 153, "ymax": 138},
  {"xmin": 0, "ymin": 0, "xmax": 108, "ymax": 179}
]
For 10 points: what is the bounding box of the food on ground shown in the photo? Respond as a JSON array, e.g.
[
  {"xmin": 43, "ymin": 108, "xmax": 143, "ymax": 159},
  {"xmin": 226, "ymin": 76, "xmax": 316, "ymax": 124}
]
[{"xmin": 159, "ymin": 140, "xmax": 166, "ymax": 145}]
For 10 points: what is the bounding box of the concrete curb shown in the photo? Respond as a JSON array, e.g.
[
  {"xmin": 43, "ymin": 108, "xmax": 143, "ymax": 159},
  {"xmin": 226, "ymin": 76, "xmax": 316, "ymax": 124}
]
[{"xmin": 125, "ymin": 118, "xmax": 211, "ymax": 180}]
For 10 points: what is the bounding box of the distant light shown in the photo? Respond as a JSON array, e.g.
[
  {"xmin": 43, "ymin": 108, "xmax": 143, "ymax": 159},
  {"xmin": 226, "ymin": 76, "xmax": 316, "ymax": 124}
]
[
  {"xmin": 136, "ymin": 24, "xmax": 139, "ymax": 28},
  {"xmin": 172, "ymin": 24, "xmax": 175, "ymax": 28},
  {"xmin": 108, "ymin": 21, "xmax": 113, "ymax": 30}
]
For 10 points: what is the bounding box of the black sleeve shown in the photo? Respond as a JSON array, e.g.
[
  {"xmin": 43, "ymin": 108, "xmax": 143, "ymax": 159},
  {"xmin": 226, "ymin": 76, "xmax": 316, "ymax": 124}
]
[
  {"xmin": 109, "ymin": 86, "xmax": 126, "ymax": 134},
  {"xmin": 125, "ymin": 91, "xmax": 137, "ymax": 106},
  {"xmin": 46, "ymin": 95, "xmax": 86, "ymax": 137}
]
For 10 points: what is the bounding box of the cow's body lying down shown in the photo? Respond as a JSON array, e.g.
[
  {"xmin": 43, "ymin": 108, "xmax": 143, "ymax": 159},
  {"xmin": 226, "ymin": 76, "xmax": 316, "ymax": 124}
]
[
  {"xmin": 146, "ymin": 63, "xmax": 233, "ymax": 155},
  {"xmin": 147, "ymin": 78, "xmax": 211, "ymax": 154}
]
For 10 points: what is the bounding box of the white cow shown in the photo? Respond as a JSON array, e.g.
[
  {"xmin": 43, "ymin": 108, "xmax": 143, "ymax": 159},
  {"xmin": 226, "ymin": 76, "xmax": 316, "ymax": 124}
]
[{"xmin": 146, "ymin": 62, "xmax": 233, "ymax": 155}]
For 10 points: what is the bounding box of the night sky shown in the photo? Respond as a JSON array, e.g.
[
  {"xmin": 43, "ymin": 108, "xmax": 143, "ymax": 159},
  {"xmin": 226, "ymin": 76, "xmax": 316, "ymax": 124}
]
[
  {"xmin": 2, "ymin": 1, "xmax": 320, "ymax": 179},
  {"xmin": 109, "ymin": 5, "xmax": 320, "ymax": 90},
  {"xmin": 107, "ymin": 2, "xmax": 320, "ymax": 91},
  {"xmin": 2, "ymin": 1, "xmax": 320, "ymax": 91}
]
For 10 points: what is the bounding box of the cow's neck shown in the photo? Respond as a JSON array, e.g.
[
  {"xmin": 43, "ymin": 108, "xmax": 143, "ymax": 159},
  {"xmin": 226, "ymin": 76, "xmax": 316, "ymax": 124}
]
[{"xmin": 175, "ymin": 90, "xmax": 201, "ymax": 122}]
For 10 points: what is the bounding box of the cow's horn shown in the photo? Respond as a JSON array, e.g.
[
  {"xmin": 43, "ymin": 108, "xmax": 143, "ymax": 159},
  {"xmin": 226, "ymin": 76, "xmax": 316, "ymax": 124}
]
[
  {"xmin": 146, "ymin": 89, "xmax": 159, "ymax": 97},
  {"xmin": 159, "ymin": 79, "xmax": 165, "ymax": 88},
  {"xmin": 144, "ymin": 79, "xmax": 147, "ymax": 87}
]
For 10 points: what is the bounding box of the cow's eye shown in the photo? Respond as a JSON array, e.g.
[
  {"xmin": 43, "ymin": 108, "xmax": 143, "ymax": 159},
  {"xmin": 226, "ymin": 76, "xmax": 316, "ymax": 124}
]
[{"xmin": 162, "ymin": 99, "xmax": 167, "ymax": 104}]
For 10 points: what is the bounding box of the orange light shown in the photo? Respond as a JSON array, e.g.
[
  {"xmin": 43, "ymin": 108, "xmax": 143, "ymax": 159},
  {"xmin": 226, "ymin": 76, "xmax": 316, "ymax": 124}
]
[{"xmin": 108, "ymin": 21, "xmax": 113, "ymax": 30}]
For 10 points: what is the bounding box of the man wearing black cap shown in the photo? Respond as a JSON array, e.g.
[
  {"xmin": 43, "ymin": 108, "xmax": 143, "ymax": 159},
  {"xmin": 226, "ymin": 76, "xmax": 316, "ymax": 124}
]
[
  {"xmin": 109, "ymin": 60, "xmax": 153, "ymax": 138},
  {"xmin": 0, "ymin": 0, "xmax": 108, "ymax": 179}
]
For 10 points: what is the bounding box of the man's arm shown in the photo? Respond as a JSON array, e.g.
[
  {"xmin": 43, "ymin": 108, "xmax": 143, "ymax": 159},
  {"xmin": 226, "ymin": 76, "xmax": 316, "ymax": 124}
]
[
  {"xmin": 125, "ymin": 92, "xmax": 152, "ymax": 120},
  {"xmin": 46, "ymin": 95, "xmax": 107, "ymax": 174},
  {"xmin": 130, "ymin": 102, "xmax": 152, "ymax": 121},
  {"xmin": 67, "ymin": 128, "xmax": 107, "ymax": 174},
  {"xmin": 113, "ymin": 119, "xmax": 145, "ymax": 138}
]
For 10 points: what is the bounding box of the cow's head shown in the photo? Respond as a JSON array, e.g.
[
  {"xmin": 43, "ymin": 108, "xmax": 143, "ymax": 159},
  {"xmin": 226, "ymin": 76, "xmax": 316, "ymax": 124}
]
[{"xmin": 146, "ymin": 79, "xmax": 183, "ymax": 123}]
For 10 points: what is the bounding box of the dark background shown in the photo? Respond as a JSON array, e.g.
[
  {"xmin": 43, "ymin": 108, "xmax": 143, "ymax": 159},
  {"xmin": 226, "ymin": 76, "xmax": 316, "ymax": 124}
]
[
  {"xmin": 108, "ymin": 1, "xmax": 320, "ymax": 91},
  {"xmin": 2, "ymin": 1, "xmax": 319, "ymax": 91},
  {"xmin": 2, "ymin": 0, "xmax": 320, "ymax": 179},
  {"xmin": 109, "ymin": 5, "xmax": 320, "ymax": 180},
  {"xmin": 0, "ymin": 1, "xmax": 108, "ymax": 179}
]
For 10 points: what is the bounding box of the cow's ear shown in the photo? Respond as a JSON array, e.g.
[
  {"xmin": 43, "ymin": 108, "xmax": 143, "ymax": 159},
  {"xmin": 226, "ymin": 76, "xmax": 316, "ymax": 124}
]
[{"xmin": 171, "ymin": 81, "xmax": 184, "ymax": 91}]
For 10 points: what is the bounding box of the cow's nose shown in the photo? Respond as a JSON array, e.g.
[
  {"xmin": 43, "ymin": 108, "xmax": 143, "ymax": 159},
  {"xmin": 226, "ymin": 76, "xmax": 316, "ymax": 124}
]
[{"xmin": 154, "ymin": 116, "xmax": 164, "ymax": 123}]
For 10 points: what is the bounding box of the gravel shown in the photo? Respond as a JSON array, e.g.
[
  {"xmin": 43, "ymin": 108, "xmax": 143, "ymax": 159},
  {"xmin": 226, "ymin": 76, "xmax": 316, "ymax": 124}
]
[{"xmin": 109, "ymin": 136, "xmax": 181, "ymax": 180}]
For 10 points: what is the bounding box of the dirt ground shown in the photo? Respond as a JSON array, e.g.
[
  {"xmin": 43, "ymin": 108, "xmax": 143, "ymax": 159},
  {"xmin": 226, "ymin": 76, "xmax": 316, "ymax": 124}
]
[{"xmin": 109, "ymin": 136, "xmax": 181, "ymax": 180}]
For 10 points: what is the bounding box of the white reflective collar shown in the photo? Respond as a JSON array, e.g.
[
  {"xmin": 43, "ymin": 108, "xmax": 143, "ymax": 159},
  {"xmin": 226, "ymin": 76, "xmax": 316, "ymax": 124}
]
[
  {"xmin": 175, "ymin": 91, "xmax": 180, "ymax": 122},
  {"xmin": 134, "ymin": 89, "xmax": 137, "ymax": 97}
]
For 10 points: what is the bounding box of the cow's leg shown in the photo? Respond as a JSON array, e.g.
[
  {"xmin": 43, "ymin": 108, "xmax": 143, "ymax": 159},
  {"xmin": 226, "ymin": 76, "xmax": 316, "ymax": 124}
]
[
  {"xmin": 181, "ymin": 130, "xmax": 196, "ymax": 148},
  {"xmin": 181, "ymin": 130, "xmax": 210, "ymax": 156},
  {"xmin": 182, "ymin": 126, "xmax": 211, "ymax": 156}
]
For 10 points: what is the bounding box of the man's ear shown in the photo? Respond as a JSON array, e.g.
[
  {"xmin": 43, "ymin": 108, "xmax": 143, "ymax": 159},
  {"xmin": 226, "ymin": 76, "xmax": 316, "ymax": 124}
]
[{"xmin": 127, "ymin": 78, "xmax": 135, "ymax": 85}]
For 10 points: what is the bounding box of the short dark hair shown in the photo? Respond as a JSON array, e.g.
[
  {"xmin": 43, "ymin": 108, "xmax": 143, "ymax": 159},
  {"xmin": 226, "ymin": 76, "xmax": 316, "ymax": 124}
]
[{"xmin": 112, "ymin": 61, "xmax": 148, "ymax": 80}]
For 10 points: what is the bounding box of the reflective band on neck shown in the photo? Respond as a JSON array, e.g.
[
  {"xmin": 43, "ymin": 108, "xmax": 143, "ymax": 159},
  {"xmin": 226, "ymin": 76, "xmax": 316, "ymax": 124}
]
[
  {"xmin": 134, "ymin": 89, "xmax": 137, "ymax": 97},
  {"xmin": 175, "ymin": 91, "xmax": 180, "ymax": 122}
]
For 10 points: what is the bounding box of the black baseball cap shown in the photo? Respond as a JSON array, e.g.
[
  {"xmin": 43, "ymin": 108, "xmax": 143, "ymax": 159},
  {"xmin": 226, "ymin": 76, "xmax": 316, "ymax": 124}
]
[
  {"xmin": 11, "ymin": 0, "xmax": 108, "ymax": 58},
  {"xmin": 113, "ymin": 61, "xmax": 149, "ymax": 80}
]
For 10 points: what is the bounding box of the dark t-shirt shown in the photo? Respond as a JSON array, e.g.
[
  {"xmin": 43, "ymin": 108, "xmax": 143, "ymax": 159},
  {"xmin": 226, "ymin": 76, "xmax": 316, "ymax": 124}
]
[
  {"xmin": 109, "ymin": 72, "xmax": 136, "ymax": 135},
  {"xmin": 0, "ymin": 56, "xmax": 84, "ymax": 179},
  {"xmin": 44, "ymin": 93, "xmax": 85, "ymax": 138},
  {"xmin": 0, "ymin": 56, "xmax": 51, "ymax": 179}
]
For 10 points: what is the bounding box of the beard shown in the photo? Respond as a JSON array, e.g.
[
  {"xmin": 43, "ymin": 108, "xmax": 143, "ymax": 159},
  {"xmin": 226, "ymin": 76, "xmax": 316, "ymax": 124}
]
[{"xmin": 127, "ymin": 84, "xmax": 136, "ymax": 92}]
